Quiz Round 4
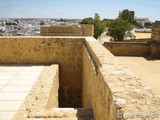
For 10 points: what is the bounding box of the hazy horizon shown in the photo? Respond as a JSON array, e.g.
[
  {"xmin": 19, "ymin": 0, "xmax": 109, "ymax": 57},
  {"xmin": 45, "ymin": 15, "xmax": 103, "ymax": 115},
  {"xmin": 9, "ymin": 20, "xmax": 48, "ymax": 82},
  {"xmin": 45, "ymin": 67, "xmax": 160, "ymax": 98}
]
[{"xmin": 0, "ymin": 0, "xmax": 160, "ymax": 22}]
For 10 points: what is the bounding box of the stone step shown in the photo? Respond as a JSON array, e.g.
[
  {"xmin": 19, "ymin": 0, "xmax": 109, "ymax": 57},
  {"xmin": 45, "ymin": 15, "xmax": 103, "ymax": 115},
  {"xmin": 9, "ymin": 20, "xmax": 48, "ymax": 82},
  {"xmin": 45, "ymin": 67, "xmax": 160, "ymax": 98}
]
[
  {"xmin": 51, "ymin": 108, "xmax": 94, "ymax": 119},
  {"xmin": 28, "ymin": 108, "xmax": 94, "ymax": 119},
  {"xmin": 28, "ymin": 118, "xmax": 94, "ymax": 120}
]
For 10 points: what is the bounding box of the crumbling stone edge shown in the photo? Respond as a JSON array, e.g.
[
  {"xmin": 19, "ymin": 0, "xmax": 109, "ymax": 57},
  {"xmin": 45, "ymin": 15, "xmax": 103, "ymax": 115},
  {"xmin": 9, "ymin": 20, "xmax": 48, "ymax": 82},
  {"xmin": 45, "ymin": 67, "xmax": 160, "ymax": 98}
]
[{"xmin": 12, "ymin": 65, "xmax": 59, "ymax": 120}]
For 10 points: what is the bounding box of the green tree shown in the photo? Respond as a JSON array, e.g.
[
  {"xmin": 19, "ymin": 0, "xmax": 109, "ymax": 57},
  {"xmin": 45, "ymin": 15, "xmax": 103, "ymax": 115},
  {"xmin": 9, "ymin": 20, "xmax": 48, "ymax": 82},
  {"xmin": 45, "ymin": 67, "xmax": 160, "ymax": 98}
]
[
  {"xmin": 94, "ymin": 13, "xmax": 104, "ymax": 39},
  {"xmin": 101, "ymin": 19, "xmax": 114, "ymax": 28},
  {"xmin": 134, "ymin": 22, "xmax": 143, "ymax": 28},
  {"xmin": 80, "ymin": 13, "xmax": 106, "ymax": 39},
  {"xmin": 144, "ymin": 22, "xmax": 152, "ymax": 28},
  {"xmin": 108, "ymin": 18, "xmax": 132, "ymax": 41},
  {"xmin": 80, "ymin": 17, "xmax": 94, "ymax": 24},
  {"xmin": 119, "ymin": 9, "xmax": 135, "ymax": 25}
]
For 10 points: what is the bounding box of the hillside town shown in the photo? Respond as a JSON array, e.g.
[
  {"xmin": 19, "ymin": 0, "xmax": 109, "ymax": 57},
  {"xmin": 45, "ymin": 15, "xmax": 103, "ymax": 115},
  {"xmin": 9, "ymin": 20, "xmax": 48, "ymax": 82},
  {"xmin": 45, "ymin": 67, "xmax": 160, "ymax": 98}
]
[
  {"xmin": 0, "ymin": 15, "xmax": 154, "ymax": 37},
  {"xmin": 0, "ymin": 18, "xmax": 82, "ymax": 36}
]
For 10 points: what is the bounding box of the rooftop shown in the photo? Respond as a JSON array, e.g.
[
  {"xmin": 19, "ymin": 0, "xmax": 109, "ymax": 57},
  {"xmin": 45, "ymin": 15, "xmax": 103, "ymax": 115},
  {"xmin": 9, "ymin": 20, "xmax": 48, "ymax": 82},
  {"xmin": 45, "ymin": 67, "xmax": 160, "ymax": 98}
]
[
  {"xmin": 0, "ymin": 65, "xmax": 44, "ymax": 119},
  {"xmin": 0, "ymin": 24, "xmax": 160, "ymax": 120}
]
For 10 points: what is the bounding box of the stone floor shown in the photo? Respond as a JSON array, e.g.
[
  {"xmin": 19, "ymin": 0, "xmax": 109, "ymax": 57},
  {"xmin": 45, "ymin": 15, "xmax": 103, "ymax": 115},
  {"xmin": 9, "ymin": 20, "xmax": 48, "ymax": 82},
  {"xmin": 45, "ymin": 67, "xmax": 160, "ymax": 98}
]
[{"xmin": 0, "ymin": 65, "xmax": 44, "ymax": 120}]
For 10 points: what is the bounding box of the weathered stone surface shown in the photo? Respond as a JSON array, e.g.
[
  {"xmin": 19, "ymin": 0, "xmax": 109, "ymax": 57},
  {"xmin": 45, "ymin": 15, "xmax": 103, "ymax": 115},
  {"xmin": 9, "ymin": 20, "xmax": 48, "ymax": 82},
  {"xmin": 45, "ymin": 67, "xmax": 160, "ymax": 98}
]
[
  {"xmin": 152, "ymin": 23, "xmax": 160, "ymax": 43},
  {"xmin": 41, "ymin": 24, "xmax": 94, "ymax": 36},
  {"xmin": 0, "ymin": 36, "xmax": 83, "ymax": 108},
  {"xmin": 13, "ymin": 65, "xmax": 59, "ymax": 120},
  {"xmin": 113, "ymin": 98, "xmax": 126, "ymax": 109},
  {"xmin": 102, "ymin": 23, "xmax": 160, "ymax": 59},
  {"xmin": 103, "ymin": 42, "xmax": 150, "ymax": 56},
  {"xmin": 103, "ymin": 41, "xmax": 160, "ymax": 58},
  {"xmin": 0, "ymin": 36, "xmax": 159, "ymax": 120},
  {"xmin": 83, "ymin": 37, "xmax": 160, "ymax": 120}
]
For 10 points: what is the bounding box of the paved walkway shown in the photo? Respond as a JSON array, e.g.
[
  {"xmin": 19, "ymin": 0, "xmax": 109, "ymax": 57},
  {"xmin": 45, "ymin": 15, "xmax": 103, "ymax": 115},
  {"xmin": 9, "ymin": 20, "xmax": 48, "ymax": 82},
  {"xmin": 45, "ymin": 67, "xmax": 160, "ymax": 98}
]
[{"xmin": 0, "ymin": 65, "xmax": 44, "ymax": 120}]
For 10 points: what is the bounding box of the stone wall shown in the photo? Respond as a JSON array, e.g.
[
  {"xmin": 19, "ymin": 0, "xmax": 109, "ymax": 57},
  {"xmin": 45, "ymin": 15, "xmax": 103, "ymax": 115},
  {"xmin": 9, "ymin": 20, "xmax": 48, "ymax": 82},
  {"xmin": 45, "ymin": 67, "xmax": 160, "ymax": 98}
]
[
  {"xmin": 0, "ymin": 36, "xmax": 159, "ymax": 120},
  {"xmin": 41, "ymin": 24, "xmax": 94, "ymax": 36},
  {"xmin": 83, "ymin": 40, "xmax": 114, "ymax": 120},
  {"xmin": 150, "ymin": 43, "xmax": 160, "ymax": 58},
  {"xmin": 81, "ymin": 24, "xmax": 94, "ymax": 36},
  {"xmin": 152, "ymin": 23, "xmax": 160, "ymax": 43},
  {"xmin": 103, "ymin": 42, "xmax": 150, "ymax": 56},
  {"xmin": 150, "ymin": 23, "xmax": 160, "ymax": 58},
  {"xmin": 13, "ymin": 65, "xmax": 59, "ymax": 119},
  {"xmin": 83, "ymin": 37, "xmax": 160, "ymax": 120},
  {"xmin": 0, "ymin": 36, "xmax": 83, "ymax": 108},
  {"xmin": 103, "ymin": 23, "xmax": 160, "ymax": 59},
  {"xmin": 104, "ymin": 41, "xmax": 160, "ymax": 59}
]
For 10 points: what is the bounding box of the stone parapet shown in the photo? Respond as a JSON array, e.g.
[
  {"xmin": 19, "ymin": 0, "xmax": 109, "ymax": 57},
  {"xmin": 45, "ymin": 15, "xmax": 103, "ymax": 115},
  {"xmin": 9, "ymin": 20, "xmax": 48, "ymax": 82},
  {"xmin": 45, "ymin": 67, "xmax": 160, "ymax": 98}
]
[
  {"xmin": 41, "ymin": 24, "xmax": 94, "ymax": 36},
  {"xmin": 0, "ymin": 36, "xmax": 159, "ymax": 120},
  {"xmin": 84, "ymin": 37, "xmax": 160, "ymax": 120},
  {"xmin": 151, "ymin": 23, "xmax": 160, "ymax": 43}
]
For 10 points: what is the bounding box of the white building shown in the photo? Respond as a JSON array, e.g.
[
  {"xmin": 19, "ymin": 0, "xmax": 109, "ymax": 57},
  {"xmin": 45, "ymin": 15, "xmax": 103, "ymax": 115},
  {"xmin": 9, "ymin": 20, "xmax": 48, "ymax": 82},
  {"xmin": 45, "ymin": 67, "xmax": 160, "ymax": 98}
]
[{"xmin": 135, "ymin": 18, "xmax": 150, "ymax": 26}]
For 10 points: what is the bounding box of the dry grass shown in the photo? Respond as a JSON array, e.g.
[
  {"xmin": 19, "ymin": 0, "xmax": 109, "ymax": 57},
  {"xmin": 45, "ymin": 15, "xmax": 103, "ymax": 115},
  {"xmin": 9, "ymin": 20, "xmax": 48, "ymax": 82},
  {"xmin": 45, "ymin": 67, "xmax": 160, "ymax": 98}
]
[
  {"xmin": 134, "ymin": 32, "xmax": 151, "ymax": 39},
  {"xmin": 101, "ymin": 32, "xmax": 151, "ymax": 42}
]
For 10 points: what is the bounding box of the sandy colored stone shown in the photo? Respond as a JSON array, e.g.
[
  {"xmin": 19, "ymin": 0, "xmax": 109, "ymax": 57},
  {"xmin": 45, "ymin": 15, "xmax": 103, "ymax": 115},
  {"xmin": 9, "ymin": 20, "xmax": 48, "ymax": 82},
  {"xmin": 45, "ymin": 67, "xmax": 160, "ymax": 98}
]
[
  {"xmin": 41, "ymin": 24, "xmax": 93, "ymax": 36},
  {"xmin": 0, "ymin": 36, "xmax": 158, "ymax": 120},
  {"xmin": 118, "ymin": 56, "xmax": 160, "ymax": 95}
]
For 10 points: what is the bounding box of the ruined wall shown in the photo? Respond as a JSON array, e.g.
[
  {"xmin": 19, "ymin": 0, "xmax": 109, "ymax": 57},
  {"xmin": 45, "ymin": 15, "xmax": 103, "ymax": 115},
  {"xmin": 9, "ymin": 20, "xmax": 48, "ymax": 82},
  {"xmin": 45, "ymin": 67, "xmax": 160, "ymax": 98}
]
[
  {"xmin": 41, "ymin": 24, "xmax": 94, "ymax": 36},
  {"xmin": 103, "ymin": 42, "xmax": 150, "ymax": 56},
  {"xmin": 83, "ymin": 38, "xmax": 160, "ymax": 120},
  {"xmin": 0, "ymin": 36, "xmax": 83, "ymax": 108}
]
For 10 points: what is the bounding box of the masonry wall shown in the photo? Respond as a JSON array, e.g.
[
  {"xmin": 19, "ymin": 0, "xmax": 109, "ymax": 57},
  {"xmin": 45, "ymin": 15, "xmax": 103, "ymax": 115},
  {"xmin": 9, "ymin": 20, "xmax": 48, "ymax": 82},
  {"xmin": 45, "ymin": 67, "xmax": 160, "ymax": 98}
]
[
  {"xmin": 41, "ymin": 24, "xmax": 94, "ymax": 36},
  {"xmin": 83, "ymin": 38, "xmax": 160, "ymax": 120},
  {"xmin": 150, "ymin": 23, "xmax": 160, "ymax": 58},
  {"xmin": 41, "ymin": 25, "xmax": 82, "ymax": 36},
  {"xmin": 13, "ymin": 65, "xmax": 59, "ymax": 119},
  {"xmin": 0, "ymin": 36, "xmax": 160, "ymax": 120},
  {"xmin": 103, "ymin": 23, "xmax": 160, "ymax": 58},
  {"xmin": 81, "ymin": 24, "xmax": 94, "ymax": 36},
  {"xmin": 47, "ymin": 65, "xmax": 59, "ymax": 109},
  {"xmin": 152, "ymin": 23, "xmax": 160, "ymax": 43},
  {"xmin": 150, "ymin": 43, "xmax": 160, "ymax": 58},
  {"xmin": 0, "ymin": 36, "xmax": 83, "ymax": 108},
  {"xmin": 103, "ymin": 42, "xmax": 150, "ymax": 56},
  {"xmin": 83, "ymin": 41, "xmax": 114, "ymax": 120}
]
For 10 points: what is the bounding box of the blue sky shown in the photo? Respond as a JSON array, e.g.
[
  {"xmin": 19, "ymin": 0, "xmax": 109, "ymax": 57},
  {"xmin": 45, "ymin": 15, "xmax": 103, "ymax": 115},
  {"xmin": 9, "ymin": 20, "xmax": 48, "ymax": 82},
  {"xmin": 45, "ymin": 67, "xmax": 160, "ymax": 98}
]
[{"xmin": 0, "ymin": 0, "xmax": 160, "ymax": 21}]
